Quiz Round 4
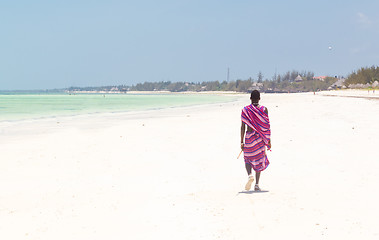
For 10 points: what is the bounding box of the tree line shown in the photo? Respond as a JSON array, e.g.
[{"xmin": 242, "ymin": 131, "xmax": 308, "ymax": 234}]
[
  {"xmin": 128, "ymin": 70, "xmax": 334, "ymax": 92},
  {"xmin": 345, "ymin": 65, "xmax": 379, "ymax": 88},
  {"xmin": 66, "ymin": 66, "xmax": 379, "ymax": 93}
]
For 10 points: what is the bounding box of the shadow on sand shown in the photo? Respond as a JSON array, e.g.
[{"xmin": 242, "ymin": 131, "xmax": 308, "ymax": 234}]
[{"xmin": 237, "ymin": 190, "xmax": 269, "ymax": 195}]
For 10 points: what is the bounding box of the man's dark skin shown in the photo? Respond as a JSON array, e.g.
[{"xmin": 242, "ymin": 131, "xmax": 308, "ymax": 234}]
[{"xmin": 240, "ymin": 95, "xmax": 271, "ymax": 185}]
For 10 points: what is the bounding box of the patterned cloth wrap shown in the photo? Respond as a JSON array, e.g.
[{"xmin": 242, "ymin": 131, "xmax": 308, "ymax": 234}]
[{"xmin": 241, "ymin": 104, "xmax": 271, "ymax": 171}]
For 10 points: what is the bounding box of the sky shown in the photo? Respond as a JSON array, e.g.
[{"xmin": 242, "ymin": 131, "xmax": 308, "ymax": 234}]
[{"xmin": 1, "ymin": 0, "xmax": 379, "ymax": 90}]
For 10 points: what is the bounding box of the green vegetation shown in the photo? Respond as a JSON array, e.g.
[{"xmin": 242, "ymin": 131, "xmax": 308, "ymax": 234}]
[
  {"xmin": 132, "ymin": 80, "xmax": 256, "ymax": 92},
  {"xmin": 345, "ymin": 65, "xmax": 379, "ymax": 87},
  {"xmin": 7, "ymin": 66, "xmax": 379, "ymax": 93},
  {"xmin": 128, "ymin": 70, "xmax": 338, "ymax": 93},
  {"xmin": 66, "ymin": 66, "xmax": 379, "ymax": 93},
  {"xmin": 67, "ymin": 69, "xmax": 341, "ymax": 93}
]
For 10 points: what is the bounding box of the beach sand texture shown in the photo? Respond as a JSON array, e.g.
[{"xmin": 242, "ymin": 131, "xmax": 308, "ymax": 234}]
[{"xmin": 1, "ymin": 90, "xmax": 378, "ymax": 239}]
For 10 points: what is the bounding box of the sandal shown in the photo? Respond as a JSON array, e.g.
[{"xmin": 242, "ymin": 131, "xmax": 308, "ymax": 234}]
[
  {"xmin": 254, "ymin": 184, "xmax": 261, "ymax": 191},
  {"xmin": 245, "ymin": 175, "xmax": 254, "ymax": 191}
]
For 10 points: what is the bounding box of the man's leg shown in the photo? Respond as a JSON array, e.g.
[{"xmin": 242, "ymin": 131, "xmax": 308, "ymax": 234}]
[
  {"xmin": 255, "ymin": 171, "xmax": 261, "ymax": 191},
  {"xmin": 255, "ymin": 171, "xmax": 261, "ymax": 184},
  {"xmin": 245, "ymin": 163, "xmax": 252, "ymax": 175},
  {"xmin": 245, "ymin": 163, "xmax": 254, "ymax": 191}
]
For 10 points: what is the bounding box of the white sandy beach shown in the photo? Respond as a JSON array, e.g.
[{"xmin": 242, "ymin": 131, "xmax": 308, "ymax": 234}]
[{"xmin": 1, "ymin": 90, "xmax": 379, "ymax": 239}]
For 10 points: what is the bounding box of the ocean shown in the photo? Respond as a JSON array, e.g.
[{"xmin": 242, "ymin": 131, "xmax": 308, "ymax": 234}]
[{"xmin": 0, "ymin": 92, "xmax": 238, "ymax": 122}]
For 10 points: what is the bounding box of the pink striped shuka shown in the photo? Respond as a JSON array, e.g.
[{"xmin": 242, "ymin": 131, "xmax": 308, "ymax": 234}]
[{"xmin": 241, "ymin": 104, "xmax": 271, "ymax": 172}]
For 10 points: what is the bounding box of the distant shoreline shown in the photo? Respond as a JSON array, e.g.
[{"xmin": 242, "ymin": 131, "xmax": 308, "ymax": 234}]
[
  {"xmin": 1, "ymin": 88, "xmax": 377, "ymax": 96},
  {"xmin": 318, "ymin": 89, "xmax": 379, "ymax": 100},
  {"xmin": 0, "ymin": 93, "xmax": 239, "ymax": 122}
]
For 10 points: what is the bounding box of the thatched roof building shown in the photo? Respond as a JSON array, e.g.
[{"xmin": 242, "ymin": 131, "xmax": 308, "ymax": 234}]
[{"xmin": 294, "ymin": 75, "xmax": 303, "ymax": 82}]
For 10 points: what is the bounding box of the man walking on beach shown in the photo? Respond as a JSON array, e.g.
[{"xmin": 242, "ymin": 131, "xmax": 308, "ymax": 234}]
[{"xmin": 240, "ymin": 90, "xmax": 271, "ymax": 191}]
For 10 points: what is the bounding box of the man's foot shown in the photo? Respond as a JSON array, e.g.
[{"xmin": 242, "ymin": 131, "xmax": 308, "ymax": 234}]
[
  {"xmin": 254, "ymin": 184, "xmax": 261, "ymax": 191},
  {"xmin": 245, "ymin": 175, "xmax": 254, "ymax": 191}
]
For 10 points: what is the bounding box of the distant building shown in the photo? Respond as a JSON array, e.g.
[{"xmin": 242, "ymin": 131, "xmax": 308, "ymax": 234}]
[
  {"xmin": 348, "ymin": 80, "xmax": 379, "ymax": 89},
  {"xmin": 329, "ymin": 78, "xmax": 346, "ymax": 89},
  {"xmin": 249, "ymin": 82, "xmax": 263, "ymax": 91},
  {"xmin": 313, "ymin": 76, "xmax": 327, "ymax": 81},
  {"xmin": 294, "ymin": 75, "xmax": 303, "ymax": 82}
]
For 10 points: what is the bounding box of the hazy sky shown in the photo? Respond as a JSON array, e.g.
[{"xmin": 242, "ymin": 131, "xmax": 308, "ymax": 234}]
[{"xmin": 1, "ymin": 0, "xmax": 378, "ymax": 90}]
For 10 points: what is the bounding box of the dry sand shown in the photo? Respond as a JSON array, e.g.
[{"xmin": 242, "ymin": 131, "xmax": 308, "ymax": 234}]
[{"xmin": 1, "ymin": 90, "xmax": 378, "ymax": 239}]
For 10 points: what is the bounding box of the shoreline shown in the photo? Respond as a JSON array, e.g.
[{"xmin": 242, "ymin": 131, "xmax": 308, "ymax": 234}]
[
  {"xmin": 0, "ymin": 93, "xmax": 242, "ymax": 123},
  {"xmin": 2, "ymin": 89, "xmax": 377, "ymax": 137},
  {"xmin": 318, "ymin": 89, "xmax": 379, "ymax": 99},
  {"xmin": 0, "ymin": 95, "xmax": 247, "ymax": 140}
]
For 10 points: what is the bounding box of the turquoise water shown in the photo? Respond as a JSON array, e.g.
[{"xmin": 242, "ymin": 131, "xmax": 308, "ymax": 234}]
[{"xmin": 0, "ymin": 93, "xmax": 237, "ymax": 121}]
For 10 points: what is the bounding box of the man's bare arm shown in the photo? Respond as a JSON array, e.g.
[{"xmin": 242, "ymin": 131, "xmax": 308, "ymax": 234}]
[
  {"xmin": 240, "ymin": 122, "xmax": 245, "ymax": 150},
  {"xmin": 264, "ymin": 107, "xmax": 271, "ymax": 149}
]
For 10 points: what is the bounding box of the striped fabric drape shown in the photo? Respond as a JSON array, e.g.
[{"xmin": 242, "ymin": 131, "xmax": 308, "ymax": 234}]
[{"xmin": 241, "ymin": 105, "xmax": 271, "ymax": 171}]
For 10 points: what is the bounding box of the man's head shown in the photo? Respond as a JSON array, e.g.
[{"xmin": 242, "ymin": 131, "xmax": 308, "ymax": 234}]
[{"xmin": 250, "ymin": 90, "xmax": 260, "ymax": 102}]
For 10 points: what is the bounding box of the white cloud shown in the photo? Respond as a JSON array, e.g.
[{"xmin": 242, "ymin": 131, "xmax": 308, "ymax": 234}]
[
  {"xmin": 350, "ymin": 43, "xmax": 370, "ymax": 55},
  {"xmin": 350, "ymin": 46, "xmax": 363, "ymax": 54},
  {"xmin": 357, "ymin": 12, "xmax": 372, "ymax": 27}
]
